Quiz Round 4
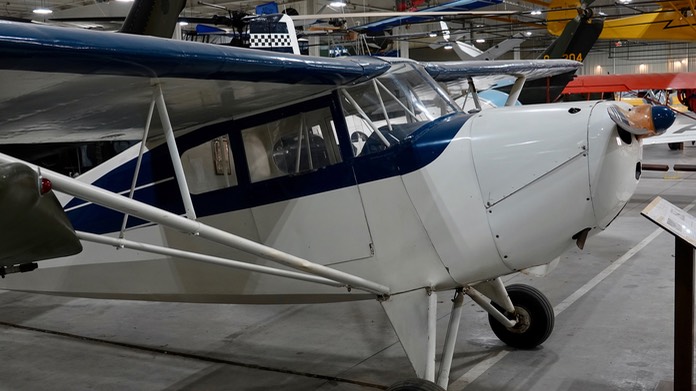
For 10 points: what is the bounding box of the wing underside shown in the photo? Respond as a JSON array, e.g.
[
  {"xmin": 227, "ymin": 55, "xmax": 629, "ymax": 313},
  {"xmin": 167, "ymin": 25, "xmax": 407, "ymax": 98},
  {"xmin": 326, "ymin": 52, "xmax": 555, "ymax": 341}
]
[
  {"xmin": 0, "ymin": 71, "xmax": 341, "ymax": 144},
  {"xmin": 564, "ymin": 73, "xmax": 696, "ymax": 94},
  {"xmin": 0, "ymin": 21, "xmax": 390, "ymax": 144}
]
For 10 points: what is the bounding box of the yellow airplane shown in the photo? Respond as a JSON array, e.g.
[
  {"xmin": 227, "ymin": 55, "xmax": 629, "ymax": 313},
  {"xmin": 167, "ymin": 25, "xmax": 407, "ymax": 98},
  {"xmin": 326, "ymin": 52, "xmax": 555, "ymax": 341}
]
[{"xmin": 547, "ymin": 0, "xmax": 696, "ymax": 40}]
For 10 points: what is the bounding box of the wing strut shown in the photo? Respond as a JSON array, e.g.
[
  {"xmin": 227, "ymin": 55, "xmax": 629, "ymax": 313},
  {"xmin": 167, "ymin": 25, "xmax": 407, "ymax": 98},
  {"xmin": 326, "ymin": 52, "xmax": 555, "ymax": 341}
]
[
  {"xmin": 505, "ymin": 76, "xmax": 527, "ymax": 107},
  {"xmin": 436, "ymin": 289, "xmax": 465, "ymax": 387},
  {"xmin": 466, "ymin": 77, "xmax": 482, "ymax": 113},
  {"xmin": 120, "ymin": 96, "xmax": 156, "ymax": 238},
  {"xmin": 77, "ymin": 231, "xmax": 343, "ymax": 287},
  {"xmin": 0, "ymin": 153, "xmax": 391, "ymax": 296},
  {"xmin": 155, "ymin": 83, "xmax": 197, "ymax": 220}
]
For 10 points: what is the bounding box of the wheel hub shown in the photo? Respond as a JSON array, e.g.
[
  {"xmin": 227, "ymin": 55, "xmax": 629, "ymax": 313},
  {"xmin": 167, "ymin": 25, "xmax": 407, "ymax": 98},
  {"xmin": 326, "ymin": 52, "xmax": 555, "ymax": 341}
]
[{"xmin": 507, "ymin": 306, "xmax": 531, "ymax": 334}]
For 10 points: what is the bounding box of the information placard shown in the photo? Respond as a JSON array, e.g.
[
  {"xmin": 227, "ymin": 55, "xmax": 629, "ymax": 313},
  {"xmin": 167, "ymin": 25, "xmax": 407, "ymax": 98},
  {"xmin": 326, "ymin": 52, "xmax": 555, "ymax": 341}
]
[{"xmin": 642, "ymin": 196, "xmax": 696, "ymax": 248}]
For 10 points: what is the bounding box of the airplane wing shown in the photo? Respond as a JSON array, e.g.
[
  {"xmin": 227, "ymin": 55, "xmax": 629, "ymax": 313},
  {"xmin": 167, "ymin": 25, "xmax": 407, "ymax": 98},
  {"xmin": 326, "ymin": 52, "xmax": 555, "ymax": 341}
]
[
  {"xmin": 563, "ymin": 73, "xmax": 696, "ymax": 146},
  {"xmin": 0, "ymin": 20, "xmax": 389, "ymax": 144},
  {"xmin": 563, "ymin": 73, "xmax": 696, "ymax": 94},
  {"xmin": 424, "ymin": 59, "xmax": 582, "ymax": 93},
  {"xmin": 642, "ymin": 114, "xmax": 696, "ymax": 146},
  {"xmin": 352, "ymin": 0, "xmax": 504, "ymax": 33},
  {"xmin": 424, "ymin": 59, "xmax": 582, "ymax": 82}
]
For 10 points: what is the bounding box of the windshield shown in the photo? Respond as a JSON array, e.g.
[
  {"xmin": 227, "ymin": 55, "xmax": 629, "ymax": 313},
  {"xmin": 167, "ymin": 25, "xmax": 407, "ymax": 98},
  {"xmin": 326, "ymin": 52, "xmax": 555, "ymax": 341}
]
[{"xmin": 340, "ymin": 62, "xmax": 460, "ymax": 156}]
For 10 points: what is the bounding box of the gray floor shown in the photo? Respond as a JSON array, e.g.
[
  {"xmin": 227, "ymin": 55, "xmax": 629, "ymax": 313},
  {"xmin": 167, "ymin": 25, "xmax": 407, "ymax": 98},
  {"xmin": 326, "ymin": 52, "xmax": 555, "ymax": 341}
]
[{"xmin": 1, "ymin": 144, "xmax": 695, "ymax": 391}]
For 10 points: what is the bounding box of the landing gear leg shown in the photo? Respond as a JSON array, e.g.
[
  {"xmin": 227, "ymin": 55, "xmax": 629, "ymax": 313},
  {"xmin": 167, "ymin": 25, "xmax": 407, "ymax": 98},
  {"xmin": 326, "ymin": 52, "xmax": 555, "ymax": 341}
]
[{"xmin": 381, "ymin": 288, "xmax": 465, "ymax": 390}]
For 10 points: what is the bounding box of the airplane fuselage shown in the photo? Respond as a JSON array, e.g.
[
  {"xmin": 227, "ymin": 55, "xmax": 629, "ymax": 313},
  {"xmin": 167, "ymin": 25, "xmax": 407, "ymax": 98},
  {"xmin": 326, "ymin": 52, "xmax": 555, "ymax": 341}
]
[
  {"xmin": 0, "ymin": 62, "xmax": 642, "ymax": 303},
  {"xmin": 3, "ymin": 99, "xmax": 641, "ymax": 303}
]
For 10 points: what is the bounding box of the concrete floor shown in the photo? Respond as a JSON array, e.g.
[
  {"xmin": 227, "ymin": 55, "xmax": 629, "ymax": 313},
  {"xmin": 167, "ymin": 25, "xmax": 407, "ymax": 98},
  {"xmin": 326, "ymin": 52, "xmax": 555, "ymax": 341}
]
[{"xmin": 1, "ymin": 144, "xmax": 695, "ymax": 391}]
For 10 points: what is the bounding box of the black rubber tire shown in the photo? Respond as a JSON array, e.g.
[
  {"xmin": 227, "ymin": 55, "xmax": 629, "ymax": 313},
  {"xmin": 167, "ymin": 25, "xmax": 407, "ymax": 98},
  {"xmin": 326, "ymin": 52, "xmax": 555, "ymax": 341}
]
[
  {"xmin": 488, "ymin": 284, "xmax": 554, "ymax": 349},
  {"xmin": 387, "ymin": 378, "xmax": 445, "ymax": 391}
]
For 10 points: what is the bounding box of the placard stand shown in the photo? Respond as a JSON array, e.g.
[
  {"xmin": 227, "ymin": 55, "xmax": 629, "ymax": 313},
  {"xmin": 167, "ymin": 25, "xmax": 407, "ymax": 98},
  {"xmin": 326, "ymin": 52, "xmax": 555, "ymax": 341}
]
[{"xmin": 642, "ymin": 197, "xmax": 696, "ymax": 391}]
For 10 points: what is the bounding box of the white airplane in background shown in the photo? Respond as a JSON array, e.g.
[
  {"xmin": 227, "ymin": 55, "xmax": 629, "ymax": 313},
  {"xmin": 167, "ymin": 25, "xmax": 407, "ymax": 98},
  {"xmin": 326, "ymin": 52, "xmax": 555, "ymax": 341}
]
[
  {"xmin": 428, "ymin": 22, "xmax": 526, "ymax": 61},
  {"xmin": 0, "ymin": 9, "xmax": 676, "ymax": 391}
]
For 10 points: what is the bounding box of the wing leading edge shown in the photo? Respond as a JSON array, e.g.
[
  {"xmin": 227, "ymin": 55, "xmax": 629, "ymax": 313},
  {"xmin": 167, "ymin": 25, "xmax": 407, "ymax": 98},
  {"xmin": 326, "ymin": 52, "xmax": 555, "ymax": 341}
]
[
  {"xmin": 423, "ymin": 59, "xmax": 582, "ymax": 83},
  {"xmin": 0, "ymin": 21, "xmax": 389, "ymax": 85},
  {"xmin": 424, "ymin": 59, "xmax": 582, "ymax": 96}
]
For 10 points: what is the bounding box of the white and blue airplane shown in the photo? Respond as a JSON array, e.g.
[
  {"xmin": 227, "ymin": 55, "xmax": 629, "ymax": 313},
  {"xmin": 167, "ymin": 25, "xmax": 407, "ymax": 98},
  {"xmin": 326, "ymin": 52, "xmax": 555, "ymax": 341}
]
[{"xmin": 0, "ymin": 16, "xmax": 675, "ymax": 390}]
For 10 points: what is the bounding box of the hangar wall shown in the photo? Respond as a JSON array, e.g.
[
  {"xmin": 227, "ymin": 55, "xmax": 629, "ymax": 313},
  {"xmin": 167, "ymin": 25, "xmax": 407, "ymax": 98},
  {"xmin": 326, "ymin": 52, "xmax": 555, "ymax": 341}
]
[{"xmin": 580, "ymin": 42, "xmax": 696, "ymax": 75}]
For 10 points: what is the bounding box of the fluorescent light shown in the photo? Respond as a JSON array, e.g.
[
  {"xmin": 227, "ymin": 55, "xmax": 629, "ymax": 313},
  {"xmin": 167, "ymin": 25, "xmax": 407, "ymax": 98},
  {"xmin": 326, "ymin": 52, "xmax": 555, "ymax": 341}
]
[
  {"xmin": 444, "ymin": 43, "xmax": 453, "ymax": 50},
  {"xmin": 330, "ymin": 0, "xmax": 347, "ymax": 7},
  {"xmin": 32, "ymin": 7, "xmax": 52, "ymax": 14},
  {"xmin": 428, "ymin": 32, "xmax": 437, "ymax": 38},
  {"xmin": 531, "ymin": 10, "xmax": 542, "ymax": 15},
  {"xmin": 475, "ymin": 38, "xmax": 485, "ymax": 43},
  {"xmin": 524, "ymin": 31, "xmax": 532, "ymax": 36},
  {"xmin": 115, "ymin": 0, "xmax": 134, "ymax": 2},
  {"xmin": 178, "ymin": 21, "xmax": 189, "ymax": 26}
]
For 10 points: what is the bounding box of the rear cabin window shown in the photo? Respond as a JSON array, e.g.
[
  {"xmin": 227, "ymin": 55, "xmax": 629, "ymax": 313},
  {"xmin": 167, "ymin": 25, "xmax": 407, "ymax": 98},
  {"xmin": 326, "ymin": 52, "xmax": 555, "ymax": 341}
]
[
  {"xmin": 182, "ymin": 135, "xmax": 238, "ymax": 194},
  {"xmin": 242, "ymin": 106, "xmax": 341, "ymax": 183}
]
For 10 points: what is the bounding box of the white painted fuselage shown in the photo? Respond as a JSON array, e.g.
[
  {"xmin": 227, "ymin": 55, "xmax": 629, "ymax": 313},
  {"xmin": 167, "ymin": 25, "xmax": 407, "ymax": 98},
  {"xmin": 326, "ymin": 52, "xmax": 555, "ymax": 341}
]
[{"xmin": 0, "ymin": 98, "xmax": 643, "ymax": 303}]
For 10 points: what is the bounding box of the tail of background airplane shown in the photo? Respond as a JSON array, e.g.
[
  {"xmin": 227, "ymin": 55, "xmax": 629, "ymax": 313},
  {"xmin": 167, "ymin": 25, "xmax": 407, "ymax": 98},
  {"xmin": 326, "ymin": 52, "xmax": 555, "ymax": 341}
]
[
  {"xmin": 429, "ymin": 22, "xmax": 526, "ymax": 61},
  {"xmin": 120, "ymin": 0, "xmax": 186, "ymax": 38},
  {"xmin": 248, "ymin": 14, "xmax": 302, "ymax": 55},
  {"xmin": 450, "ymin": 33, "xmax": 526, "ymax": 61},
  {"xmin": 513, "ymin": 11, "xmax": 603, "ymax": 104},
  {"xmin": 546, "ymin": 0, "xmax": 583, "ymax": 37},
  {"xmin": 119, "ymin": 0, "xmax": 301, "ymax": 55}
]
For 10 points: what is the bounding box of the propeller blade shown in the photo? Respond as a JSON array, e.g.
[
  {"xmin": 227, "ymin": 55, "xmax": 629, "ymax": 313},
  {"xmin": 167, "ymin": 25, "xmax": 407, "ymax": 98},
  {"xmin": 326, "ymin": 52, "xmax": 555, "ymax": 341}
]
[{"xmin": 607, "ymin": 104, "xmax": 675, "ymax": 138}]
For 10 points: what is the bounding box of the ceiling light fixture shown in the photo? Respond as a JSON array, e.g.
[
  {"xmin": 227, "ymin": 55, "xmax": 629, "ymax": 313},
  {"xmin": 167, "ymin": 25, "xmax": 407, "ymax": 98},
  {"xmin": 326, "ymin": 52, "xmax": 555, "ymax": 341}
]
[
  {"xmin": 475, "ymin": 38, "xmax": 485, "ymax": 43},
  {"xmin": 428, "ymin": 32, "xmax": 437, "ymax": 38},
  {"xmin": 524, "ymin": 31, "xmax": 532, "ymax": 36},
  {"xmin": 444, "ymin": 43, "xmax": 453, "ymax": 50},
  {"xmin": 179, "ymin": 21, "xmax": 189, "ymax": 26},
  {"xmin": 330, "ymin": 0, "xmax": 347, "ymax": 7},
  {"xmin": 531, "ymin": 10, "xmax": 542, "ymax": 15},
  {"xmin": 32, "ymin": 7, "xmax": 52, "ymax": 14}
]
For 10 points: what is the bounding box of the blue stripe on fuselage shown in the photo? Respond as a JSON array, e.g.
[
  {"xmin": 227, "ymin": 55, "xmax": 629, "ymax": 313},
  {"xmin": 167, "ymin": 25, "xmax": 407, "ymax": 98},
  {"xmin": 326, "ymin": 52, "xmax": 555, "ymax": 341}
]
[{"xmin": 67, "ymin": 113, "xmax": 472, "ymax": 234}]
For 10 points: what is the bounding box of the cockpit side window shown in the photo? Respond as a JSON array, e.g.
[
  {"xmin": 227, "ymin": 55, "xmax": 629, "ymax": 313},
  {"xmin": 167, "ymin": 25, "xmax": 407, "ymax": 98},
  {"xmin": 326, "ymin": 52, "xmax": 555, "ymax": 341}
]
[
  {"xmin": 340, "ymin": 62, "xmax": 458, "ymax": 157},
  {"xmin": 242, "ymin": 106, "xmax": 341, "ymax": 183}
]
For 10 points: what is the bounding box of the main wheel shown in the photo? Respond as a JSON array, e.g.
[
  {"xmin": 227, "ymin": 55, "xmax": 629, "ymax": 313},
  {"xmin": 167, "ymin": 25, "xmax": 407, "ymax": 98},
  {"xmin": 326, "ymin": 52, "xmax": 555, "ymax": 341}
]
[
  {"xmin": 488, "ymin": 284, "xmax": 554, "ymax": 349},
  {"xmin": 387, "ymin": 379, "xmax": 445, "ymax": 391}
]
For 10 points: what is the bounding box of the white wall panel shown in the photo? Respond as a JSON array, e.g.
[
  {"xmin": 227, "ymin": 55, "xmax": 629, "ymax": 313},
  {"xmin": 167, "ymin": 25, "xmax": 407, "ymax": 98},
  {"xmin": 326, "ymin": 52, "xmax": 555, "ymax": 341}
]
[{"xmin": 580, "ymin": 42, "xmax": 696, "ymax": 75}]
